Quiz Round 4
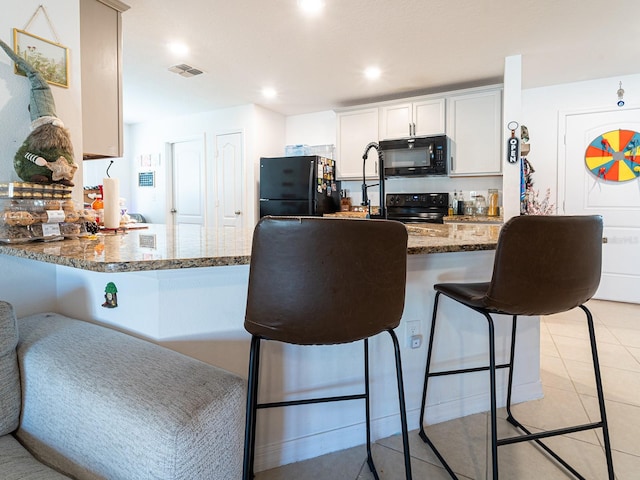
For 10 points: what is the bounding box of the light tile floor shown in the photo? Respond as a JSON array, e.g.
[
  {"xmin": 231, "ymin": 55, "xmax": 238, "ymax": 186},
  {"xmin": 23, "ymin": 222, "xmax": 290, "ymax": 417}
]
[{"xmin": 255, "ymin": 299, "xmax": 639, "ymax": 479}]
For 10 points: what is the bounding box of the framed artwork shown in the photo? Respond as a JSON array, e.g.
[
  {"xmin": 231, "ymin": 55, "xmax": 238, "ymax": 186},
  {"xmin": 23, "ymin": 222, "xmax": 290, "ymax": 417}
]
[{"xmin": 13, "ymin": 28, "xmax": 69, "ymax": 88}]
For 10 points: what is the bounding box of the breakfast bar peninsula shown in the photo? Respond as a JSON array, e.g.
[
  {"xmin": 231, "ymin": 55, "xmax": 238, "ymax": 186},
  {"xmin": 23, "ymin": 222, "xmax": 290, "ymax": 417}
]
[{"xmin": 0, "ymin": 221, "xmax": 542, "ymax": 472}]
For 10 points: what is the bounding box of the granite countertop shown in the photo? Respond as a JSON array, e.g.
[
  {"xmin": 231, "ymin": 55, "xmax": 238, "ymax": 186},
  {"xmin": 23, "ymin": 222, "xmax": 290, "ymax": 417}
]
[
  {"xmin": 0, "ymin": 224, "xmax": 252, "ymax": 273},
  {"xmin": 405, "ymin": 223, "xmax": 500, "ymax": 254},
  {"xmin": 443, "ymin": 214, "xmax": 503, "ymax": 224},
  {"xmin": 0, "ymin": 222, "xmax": 501, "ymax": 273}
]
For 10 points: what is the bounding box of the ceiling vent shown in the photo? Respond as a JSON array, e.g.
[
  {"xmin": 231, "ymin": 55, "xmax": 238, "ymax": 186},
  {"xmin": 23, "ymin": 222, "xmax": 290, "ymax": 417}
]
[{"xmin": 168, "ymin": 64, "xmax": 204, "ymax": 78}]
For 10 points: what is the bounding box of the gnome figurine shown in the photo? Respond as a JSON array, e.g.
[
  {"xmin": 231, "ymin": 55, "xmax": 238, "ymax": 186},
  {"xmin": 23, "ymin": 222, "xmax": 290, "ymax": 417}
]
[{"xmin": 0, "ymin": 38, "xmax": 77, "ymax": 186}]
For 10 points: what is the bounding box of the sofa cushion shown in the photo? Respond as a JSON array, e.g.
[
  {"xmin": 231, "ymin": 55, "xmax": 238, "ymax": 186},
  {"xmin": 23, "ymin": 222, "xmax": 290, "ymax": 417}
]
[
  {"xmin": 16, "ymin": 312, "xmax": 245, "ymax": 480},
  {"xmin": 0, "ymin": 301, "xmax": 20, "ymax": 436},
  {"xmin": 0, "ymin": 435, "xmax": 70, "ymax": 480}
]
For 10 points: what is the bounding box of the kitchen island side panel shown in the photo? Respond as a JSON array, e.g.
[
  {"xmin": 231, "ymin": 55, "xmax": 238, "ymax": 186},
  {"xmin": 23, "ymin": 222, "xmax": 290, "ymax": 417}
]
[{"xmin": 43, "ymin": 249, "xmax": 541, "ymax": 473}]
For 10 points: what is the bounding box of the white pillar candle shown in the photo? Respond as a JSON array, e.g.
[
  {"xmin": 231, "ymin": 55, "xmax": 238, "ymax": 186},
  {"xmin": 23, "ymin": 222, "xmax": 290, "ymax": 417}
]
[{"xmin": 103, "ymin": 177, "xmax": 121, "ymax": 229}]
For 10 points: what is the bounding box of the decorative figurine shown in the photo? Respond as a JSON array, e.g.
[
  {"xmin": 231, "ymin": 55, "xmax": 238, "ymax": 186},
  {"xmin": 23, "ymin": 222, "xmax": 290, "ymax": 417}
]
[
  {"xmin": 102, "ymin": 282, "xmax": 118, "ymax": 308},
  {"xmin": 0, "ymin": 38, "xmax": 77, "ymax": 186}
]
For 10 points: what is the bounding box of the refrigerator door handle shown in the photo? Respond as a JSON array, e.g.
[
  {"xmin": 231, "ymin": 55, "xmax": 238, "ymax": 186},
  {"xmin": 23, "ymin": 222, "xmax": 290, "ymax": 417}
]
[{"xmin": 309, "ymin": 159, "xmax": 315, "ymax": 215}]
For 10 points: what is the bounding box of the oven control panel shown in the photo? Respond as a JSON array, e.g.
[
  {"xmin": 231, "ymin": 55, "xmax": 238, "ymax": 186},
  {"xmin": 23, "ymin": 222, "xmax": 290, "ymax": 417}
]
[{"xmin": 386, "ymin": 193, "xmax": 448, "ymax": 208}]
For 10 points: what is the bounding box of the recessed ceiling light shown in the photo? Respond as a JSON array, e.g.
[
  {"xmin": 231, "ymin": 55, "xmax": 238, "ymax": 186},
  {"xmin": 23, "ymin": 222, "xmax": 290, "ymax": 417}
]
[
  {"xmin": 298, "ymin": 0, "xmax": 325, "ymax": 15},
  {"xmin": 262, "ymin": 87, "xmax": 277, "ymax": 99},
  {"xmin": 364, "ymin": 66, "xmax": 381, "ymax": 80},
  {"xmin": 168, "ymin": 42, "xmax": 189, "ymax": 56}
]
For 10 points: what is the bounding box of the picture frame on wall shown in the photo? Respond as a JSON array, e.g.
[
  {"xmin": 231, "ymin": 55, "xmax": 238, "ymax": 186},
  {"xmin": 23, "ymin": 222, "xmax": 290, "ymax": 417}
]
[{"xmin": 13, "ymin": 28, "xmax": 69, "ymax": 88}]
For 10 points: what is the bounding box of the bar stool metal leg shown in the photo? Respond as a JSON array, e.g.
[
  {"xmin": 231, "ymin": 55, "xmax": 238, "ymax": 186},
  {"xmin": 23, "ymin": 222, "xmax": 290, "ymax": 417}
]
[
  {"xmin": 418, "ymin": 292, "xmax": 459, "ymax": 479},
  {"xmin": 363, "ymin": 338, "xmax": 380, "ymax": 480},
  {"xmin": 484, "ymin": 313, "xmax": 499, "ymax": 480},
  {"xmin": 388, "ymin": 328, "xmax": 413, "ymax": 480},
  {"xmin": 243, "ymin": 336, "xmax": 261, "ymax": 480}
]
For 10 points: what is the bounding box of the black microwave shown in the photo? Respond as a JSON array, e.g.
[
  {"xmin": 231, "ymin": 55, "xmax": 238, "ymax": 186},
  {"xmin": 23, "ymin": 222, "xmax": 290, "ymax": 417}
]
[{"xmin": 380, "ymin": 135, "xmax": 448, "ymax": 177}]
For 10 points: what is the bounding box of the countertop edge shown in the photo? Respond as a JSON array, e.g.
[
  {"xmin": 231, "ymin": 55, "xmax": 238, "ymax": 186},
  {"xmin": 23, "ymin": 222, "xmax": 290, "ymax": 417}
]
[{"xmin": 0, "ymin": 222, "xmax": 500, "ymax": 272}]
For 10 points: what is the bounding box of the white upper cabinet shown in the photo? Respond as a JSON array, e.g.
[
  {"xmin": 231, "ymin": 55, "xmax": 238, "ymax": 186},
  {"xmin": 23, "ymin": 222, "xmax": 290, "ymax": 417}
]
[
  {"xmin": 446, "ymin": 89, "xmax": 502, "ymax": 176},
  {"xmin": 335, "ymin": 86, "xmax": 502, "ymax": 179},
  {"xmin": 336, "ymin": 108, "xmax": 379, "ymax": 180},
  {"xmin": 80, "ymin": 0, "xmax": 129, "ymax": 159},
  {"xmin": 380, "ymin": 98, "xmax": 445, "ymax": 139}
]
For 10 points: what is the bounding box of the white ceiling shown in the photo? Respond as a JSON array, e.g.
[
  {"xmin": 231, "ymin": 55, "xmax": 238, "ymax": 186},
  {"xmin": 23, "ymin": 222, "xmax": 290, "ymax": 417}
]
[{"xmin": 121, "ymin": 0, "xmax": 640, "ymax": 124}]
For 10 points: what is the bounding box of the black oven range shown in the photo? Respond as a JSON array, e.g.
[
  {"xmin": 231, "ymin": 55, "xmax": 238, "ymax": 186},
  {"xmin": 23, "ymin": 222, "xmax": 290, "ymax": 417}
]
[{"xmin": 385, "ymin": 193, "xmax": 449, "ymax": 224}]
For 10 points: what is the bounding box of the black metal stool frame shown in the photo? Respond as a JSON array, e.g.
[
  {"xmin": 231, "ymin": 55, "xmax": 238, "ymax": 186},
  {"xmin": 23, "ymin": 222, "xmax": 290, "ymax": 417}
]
[
  {"xmin": 418, "ymin": 291, "xmax": 615, "ymax": 479},
  {"xmin": 243, "ymin": 329, "xmax": 413, "ymax": 480}
]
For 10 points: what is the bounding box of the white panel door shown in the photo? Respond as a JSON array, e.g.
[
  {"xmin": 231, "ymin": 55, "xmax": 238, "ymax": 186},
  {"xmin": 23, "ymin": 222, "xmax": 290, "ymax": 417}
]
[
  {"xmin": 215, "ymin": 132, "xmax": 244, "ymax": 234},
  {"xmin": 170, "ymin": 138, "xmax": 206, "ymax": 226},
  {"xmin": 562, "ymin": 107, "xmax": 640, "ymax": 303}
]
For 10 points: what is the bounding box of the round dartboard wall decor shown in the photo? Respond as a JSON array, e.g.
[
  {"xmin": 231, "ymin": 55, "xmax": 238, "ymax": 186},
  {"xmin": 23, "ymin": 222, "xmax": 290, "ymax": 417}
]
[{"xmin": 585, "ymin": 129, "xmax": 640, "ymax": 182}]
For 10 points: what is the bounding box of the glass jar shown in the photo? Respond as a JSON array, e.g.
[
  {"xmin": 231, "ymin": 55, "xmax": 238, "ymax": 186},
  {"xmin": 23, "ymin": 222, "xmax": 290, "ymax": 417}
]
[{"xmin": 488, "ymin": 189, "xmax": 499, "ymax": 216}]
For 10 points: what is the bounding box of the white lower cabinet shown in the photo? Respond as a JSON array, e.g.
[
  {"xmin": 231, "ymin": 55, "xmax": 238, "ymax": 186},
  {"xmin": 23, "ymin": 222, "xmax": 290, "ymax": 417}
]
[
  {"xmin": 447, "ymin": 89, "xmax": 503, "ymax": 176},
  {"xmin": 336, "ymin": 108, "xmax": 379, "ymax": 180}
]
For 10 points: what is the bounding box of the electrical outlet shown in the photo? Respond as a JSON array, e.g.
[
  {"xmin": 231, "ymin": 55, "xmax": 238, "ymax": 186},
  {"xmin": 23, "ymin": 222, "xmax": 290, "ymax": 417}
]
[
  {"xmin": 406, "ymin": 320, "xmax": 421, "ymax": 348},
  {"xmin": 410, "ymin": 334, "xmax": 423, "ymax": 349}
]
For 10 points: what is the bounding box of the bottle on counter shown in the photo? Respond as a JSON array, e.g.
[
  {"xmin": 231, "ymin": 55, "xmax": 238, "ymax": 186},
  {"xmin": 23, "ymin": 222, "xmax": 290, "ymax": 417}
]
[
  {"xmin": 488, "ymin": 189, "xmax": 499, "ymax": 216},
  {"xmin": 91, "ymin": 185, "xmax": 104, "ymax": 226},
  {"xmin": 452, "ymin": 191, "xmax": 458, "ymax": 215},
  {"xmin": 457, "ymin": 190, "xmax": 465, "ymax": 215}
]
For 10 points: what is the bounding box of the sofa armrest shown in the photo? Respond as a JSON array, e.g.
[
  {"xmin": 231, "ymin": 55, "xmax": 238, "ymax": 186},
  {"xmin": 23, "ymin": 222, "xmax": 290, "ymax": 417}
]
[{"xmin": 16, "ymin": 313, "xmax": 246, "ymax": 480}]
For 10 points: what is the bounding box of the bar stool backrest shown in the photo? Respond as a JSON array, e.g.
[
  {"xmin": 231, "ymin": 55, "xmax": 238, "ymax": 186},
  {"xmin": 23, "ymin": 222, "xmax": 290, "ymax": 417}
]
[
  {"xmin": 485, "ymin": 215, "xmax": 603, "ymax": 316},
  {"xmin": 244, "ymin": 216, "xmax": 408, "ymax": 345}
]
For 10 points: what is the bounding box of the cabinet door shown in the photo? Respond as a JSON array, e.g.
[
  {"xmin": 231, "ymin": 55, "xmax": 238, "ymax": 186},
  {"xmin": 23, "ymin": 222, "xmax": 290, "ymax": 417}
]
[
  {"xmin": 447, "ymin": 90, "xmax": 502, "ymax": 176},
  {"xmin": 81, "ymin": 0, "xmax": 128, "ymax": 159},
  {"xmin": 380, "ymin": 103, "xmax": 412, "ymax": 139},
  {"xmin": 336, "ymin": 108, "xmax": 379, "ymax": 180},
  {"xmin": 413, "ymin": 99, "xmax": 445, "ymax": 136}
]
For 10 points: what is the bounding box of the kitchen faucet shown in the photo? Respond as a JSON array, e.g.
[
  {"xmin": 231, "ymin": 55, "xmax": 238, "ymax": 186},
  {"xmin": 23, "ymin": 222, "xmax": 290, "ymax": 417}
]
[{"xmin": 361, "ymin": 142, "xmax": 386, "ymax": 219}]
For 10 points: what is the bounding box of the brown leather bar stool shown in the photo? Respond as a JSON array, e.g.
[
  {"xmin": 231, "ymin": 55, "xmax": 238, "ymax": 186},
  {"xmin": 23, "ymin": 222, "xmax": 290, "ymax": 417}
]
[
  {"xmin": 243, "ymin": 216, "xmax": 412, "ymax": 480},
  {"xmin": 418, "ymin": 215, "xmax": 614, "ymax": 479}
]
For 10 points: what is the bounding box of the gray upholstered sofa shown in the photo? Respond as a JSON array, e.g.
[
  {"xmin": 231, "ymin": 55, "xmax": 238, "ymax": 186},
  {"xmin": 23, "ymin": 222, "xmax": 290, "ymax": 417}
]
[{"xmin": 0, "ymin": 301, "xmax": 245, "ymax": 479}]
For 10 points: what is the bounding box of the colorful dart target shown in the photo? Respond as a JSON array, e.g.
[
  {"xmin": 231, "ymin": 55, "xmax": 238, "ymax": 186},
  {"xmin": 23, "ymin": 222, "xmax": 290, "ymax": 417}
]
[{"xmin": 585, "ymin": 129, "xmax": 640, "ymax": 182}]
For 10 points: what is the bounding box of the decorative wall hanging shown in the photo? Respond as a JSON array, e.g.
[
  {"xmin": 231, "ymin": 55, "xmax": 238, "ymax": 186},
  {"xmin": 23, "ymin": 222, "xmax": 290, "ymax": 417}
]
[
  {"xmin": 585, "ymin": 129, "xmax": 640, "ymax": 182},
  {"xmin": 507, "ymin": 121, "xmax": 519, "ymax": 164}
]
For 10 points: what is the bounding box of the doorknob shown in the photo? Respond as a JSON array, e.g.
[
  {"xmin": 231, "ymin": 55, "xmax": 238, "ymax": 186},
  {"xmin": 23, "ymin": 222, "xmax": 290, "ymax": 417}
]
[
  {"xmin": 235, "ymin": 210, "xmax": 241, "ymax": 215},
  {"xmin": 170, "ymin": 208, "xmax": 177, "ymax": 213}
]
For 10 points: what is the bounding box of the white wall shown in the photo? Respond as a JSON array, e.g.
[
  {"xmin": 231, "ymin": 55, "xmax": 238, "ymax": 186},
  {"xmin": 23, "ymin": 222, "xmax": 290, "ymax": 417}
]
[
  {"xmin": 522, "ymin": 73, "xmax": 640, "ymax": 209},
  {"xmin": 108, "ymin": 104, "xmax": 285, "ymax": 225},
  {"xmin": 285, "ymin": 110, "xmax": 336, "ymax": 146},
  {"xmin": 0, "ymin": 0, "xmax": 83, "ymax": 203}
]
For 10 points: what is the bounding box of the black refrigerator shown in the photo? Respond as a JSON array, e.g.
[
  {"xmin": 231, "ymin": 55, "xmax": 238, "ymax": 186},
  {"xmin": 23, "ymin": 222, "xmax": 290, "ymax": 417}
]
[{"xmin": 259, "ymin": 156, "xmax": 340, "ymax": 217}]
